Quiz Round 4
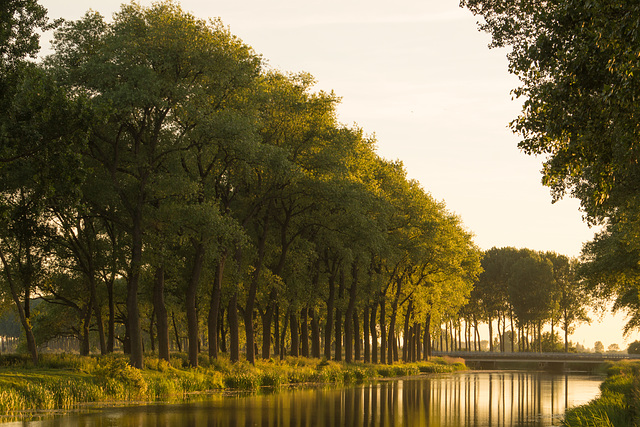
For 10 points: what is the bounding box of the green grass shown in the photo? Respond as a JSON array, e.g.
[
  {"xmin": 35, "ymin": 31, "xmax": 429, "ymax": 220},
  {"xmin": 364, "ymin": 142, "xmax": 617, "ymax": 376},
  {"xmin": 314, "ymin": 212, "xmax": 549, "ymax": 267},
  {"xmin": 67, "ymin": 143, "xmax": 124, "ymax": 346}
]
[
  {"xmin": 562, "ymin": 361, "xmax": 640, "ymax": 427},
  {"xmin": 0, "ymin": 353, "xmax": 466, "ymax": 419}
]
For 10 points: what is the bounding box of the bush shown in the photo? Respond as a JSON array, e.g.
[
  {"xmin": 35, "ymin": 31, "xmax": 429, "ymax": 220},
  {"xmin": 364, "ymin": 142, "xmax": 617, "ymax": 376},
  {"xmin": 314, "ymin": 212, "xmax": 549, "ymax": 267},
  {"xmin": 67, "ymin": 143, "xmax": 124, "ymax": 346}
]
[{"xmin": 94, "ymin": 355, "xmax": 148, "ymax": 399}]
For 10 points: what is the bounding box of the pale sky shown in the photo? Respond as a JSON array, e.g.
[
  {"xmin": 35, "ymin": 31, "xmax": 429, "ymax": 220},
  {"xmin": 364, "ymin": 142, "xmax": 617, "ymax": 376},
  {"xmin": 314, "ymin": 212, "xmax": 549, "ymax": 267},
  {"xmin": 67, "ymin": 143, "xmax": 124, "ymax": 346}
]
[{"xmin": 37, "ymin": 0, "xmax": 630, "ymax": 349}]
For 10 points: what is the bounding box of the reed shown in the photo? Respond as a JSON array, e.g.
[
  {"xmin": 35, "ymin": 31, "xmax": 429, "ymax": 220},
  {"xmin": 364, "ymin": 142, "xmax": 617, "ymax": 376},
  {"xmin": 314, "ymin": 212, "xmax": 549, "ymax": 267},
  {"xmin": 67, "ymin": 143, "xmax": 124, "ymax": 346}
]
[
  {"xmin": 0, "ymin": 353, "xmax": 466, "ymax": 418},
  {"xmin": 562, "ymin": 361, "xmax": 640, "ymax": 427}
]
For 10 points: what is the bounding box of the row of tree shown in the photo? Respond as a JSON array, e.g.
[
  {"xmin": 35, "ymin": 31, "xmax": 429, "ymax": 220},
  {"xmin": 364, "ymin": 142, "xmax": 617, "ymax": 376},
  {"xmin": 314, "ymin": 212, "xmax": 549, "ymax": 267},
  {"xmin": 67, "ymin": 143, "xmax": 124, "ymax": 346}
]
[
  {"xmin": 0, "ymin": 1, "xmax": 483, "ymax": 368},
  {"xmin": 461, "ymin": 248, "xmax": 590, "ymax": 354}
]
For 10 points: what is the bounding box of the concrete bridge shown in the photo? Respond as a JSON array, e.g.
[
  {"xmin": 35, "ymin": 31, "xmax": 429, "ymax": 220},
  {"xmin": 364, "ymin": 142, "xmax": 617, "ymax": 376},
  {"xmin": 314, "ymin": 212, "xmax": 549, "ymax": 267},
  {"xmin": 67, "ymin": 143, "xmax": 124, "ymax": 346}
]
[{"xmin": 434, "ymin": 351, "xmax": 640, "ymax": 372}]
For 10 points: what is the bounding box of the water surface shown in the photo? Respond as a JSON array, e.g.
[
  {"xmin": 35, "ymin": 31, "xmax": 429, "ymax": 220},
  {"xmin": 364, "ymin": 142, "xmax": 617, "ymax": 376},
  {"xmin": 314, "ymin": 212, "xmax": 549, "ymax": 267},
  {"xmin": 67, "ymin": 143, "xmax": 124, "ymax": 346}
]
[{"xmin": 7, "ymin": 371, "xmax": 603, "ymax": 426}]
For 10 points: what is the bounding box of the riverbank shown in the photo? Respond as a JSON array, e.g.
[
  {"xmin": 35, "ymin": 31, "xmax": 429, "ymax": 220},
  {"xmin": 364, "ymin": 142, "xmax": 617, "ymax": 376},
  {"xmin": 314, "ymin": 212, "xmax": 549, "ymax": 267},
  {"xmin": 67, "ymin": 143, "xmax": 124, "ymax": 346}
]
[
  {"xmin": 562, "ymin": 361, "xmax": 640, "ymax": 427},
  {"xmin": 0, "ymin": 353, "xmax": 465, "ymax": 421}
]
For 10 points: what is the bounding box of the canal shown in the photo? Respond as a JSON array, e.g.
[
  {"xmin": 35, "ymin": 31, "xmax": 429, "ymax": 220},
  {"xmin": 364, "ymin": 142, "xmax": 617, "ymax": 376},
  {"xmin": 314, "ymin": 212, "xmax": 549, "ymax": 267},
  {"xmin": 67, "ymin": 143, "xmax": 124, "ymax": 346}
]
[{"xmin": 6, "ymin": 371, "xmax": 603, "ymax": 426}]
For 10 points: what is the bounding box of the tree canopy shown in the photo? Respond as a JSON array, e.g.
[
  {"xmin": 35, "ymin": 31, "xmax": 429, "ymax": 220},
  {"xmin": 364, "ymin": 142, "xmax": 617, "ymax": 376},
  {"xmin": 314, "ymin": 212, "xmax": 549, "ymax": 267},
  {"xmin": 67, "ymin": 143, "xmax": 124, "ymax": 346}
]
[
  {"xmin": 0, "ymin": 0, "xmax": 485, "ymax": 367},
  {"xmin": 460, "ymin": 0, "xmax": 640, "ymax": 334}
]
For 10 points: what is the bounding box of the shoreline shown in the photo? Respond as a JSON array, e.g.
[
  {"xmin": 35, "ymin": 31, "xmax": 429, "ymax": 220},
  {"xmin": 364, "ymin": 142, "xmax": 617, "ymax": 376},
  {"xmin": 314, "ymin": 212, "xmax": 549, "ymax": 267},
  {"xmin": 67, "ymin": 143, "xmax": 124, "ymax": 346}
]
[
  {"xmin": 561, "ymin": 360, "xmax": 640, "ymax": 427},
  {"xmin": 0, "ymin": 353, "xmax": 466, "ymax": 422}
]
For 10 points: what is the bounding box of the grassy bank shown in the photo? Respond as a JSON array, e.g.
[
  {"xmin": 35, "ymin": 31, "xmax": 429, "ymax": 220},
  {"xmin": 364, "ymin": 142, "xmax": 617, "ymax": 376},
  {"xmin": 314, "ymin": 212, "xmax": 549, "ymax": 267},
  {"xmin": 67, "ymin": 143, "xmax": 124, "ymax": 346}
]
[
  {"xmin": 0, "ymin": 353, "xmax": 465, "ymax": 420},
  {"xmin": 562, "ymin": 361, "xmax": 640, "ymax": 427}
]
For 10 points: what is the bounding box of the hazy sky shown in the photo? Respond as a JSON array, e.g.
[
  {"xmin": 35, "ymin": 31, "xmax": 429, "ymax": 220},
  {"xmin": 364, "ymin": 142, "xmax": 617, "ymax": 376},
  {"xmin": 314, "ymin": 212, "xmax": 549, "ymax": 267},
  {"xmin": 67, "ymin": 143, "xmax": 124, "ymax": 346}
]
[{"xmin": 37, "ymin": 0, "xmax": 629, "ymax": 348}]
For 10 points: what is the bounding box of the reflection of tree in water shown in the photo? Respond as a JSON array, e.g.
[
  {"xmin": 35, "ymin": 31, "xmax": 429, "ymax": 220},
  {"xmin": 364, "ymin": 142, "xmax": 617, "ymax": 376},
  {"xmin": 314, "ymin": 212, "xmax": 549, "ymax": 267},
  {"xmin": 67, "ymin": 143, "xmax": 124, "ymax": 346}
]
[{"xmin": 36, "ymin": 373, "xmax": 601, "ymax": 426}]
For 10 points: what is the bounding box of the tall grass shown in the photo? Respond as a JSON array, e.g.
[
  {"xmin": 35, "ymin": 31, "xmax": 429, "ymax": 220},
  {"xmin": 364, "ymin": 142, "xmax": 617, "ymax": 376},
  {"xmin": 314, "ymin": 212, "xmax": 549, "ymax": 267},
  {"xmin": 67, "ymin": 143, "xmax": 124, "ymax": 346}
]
[
  {"xmin": 562, "ymin": 361, "xmax": 640, "ymax": 427},
  {"xmin": 0, "ymin": 353, "xmax": 465, "ymax": 418}
]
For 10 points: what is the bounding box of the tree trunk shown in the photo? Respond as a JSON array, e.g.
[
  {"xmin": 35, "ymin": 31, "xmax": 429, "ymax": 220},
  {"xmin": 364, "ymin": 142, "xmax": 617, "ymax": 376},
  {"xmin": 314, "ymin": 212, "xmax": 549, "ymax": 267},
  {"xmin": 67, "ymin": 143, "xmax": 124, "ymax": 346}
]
[
  {"xmin": 172, "ymin": 311, "xmax": 182, "ymax": 352},
  {"xmin": 324, "ymin": 273, "xmax": 336, "ymax": 360},
  {"xmin": 334, "ymin": 307, "xmax": 343, "ymax": 361},
  {"xmin": 228, "ymin": 292, "xmax": 239, "ymax": 362},
  {"xmin": 344, "ymin": 263, "xmax": 358, "ymax": 363},
  {"xmin": 538, "ymin": 320, "xmax": 542, "ymax": 352},
  {"xmin": 243, "ymin": 306, "xmax": 256, "ymax": 364},
  {"xmin": 290, "ymin": 311, "xmax": 299, "ymax": 357},
  {"xmin": 353, "ymin": 310, "xmax": 361, "ymax": 361},
  {"xmin": 387, "ymin": 303, "xmax": 398, "ymax": 363},
  {"xmin": 564, "ymin": 308, "xmax": 569, "ymax": 353},
  {"xmin": 274, "ymin": 304, "xmax": 280, "ymax": 357},
  {"xmin": 186, "ymin": 241, "xmax": 205, "ymax": 367},
  {"xmin": 149, "ymin": 308, "xmax": 156, "ymax": 352},
  {"xmin": 107, "ymin": 277, "xmax": 115, "ymax": 353},
  {"xmin": 415, "ymin": 323, "xmax": 421, "ymax": 361},
  {"xmin": 334, "ymin": 270, "xmax": 345, "ymax": 362},
  {"xmin": 153, "ymin": 267, "xmax": 170, "ymax": 361},
  {"xmin": 261, "ymin": 308, "xmax": 272, "ymax": 360},
  {"xmin": 496, "ymin": 316, "xmax": 503, "ymax": 352},
  {"xmin": 510, "ymin": 309, "xmax": 515, "ymax": 352},
  {"xmin": 80, "ymin": 302, "xmax": 91, "ymax": 356},
  {"xmin": 301, "ymin": 308, "xmax": 309, "ymax": 357},
  {"xmin": 379, "ymin": 299, "xmax": 386, "ymax": 364},
  {"xmin": 219, "ymin": 307, "xmax": 227, "ymax": 353},
  {"xmin": 488, "ymin": 316, "xmax": 494, "ymax": 352},
  {"xmin": 311, "ymin": 307, "xmax": 320, "ymax": 358},
  {"xmin": 280, "ymin": 311, "xmax": 288, "ymax": 360},
  {"xmin": 127, "ymin": 211, "xmax": 144, "ymax": 369},
  {"xmin": 423, "ymin": 315, "xmax": 431, "ymax": 359},
  {"xmin": 363, "ymin": 305, "xmax": 370, "ymax": 363},
  {"xmin": 208, "ymin": 256, "xmax": 226, "ymax": 359},
  {"xmin": 261, "ymin": 288, "xmax": 277, "ymax": 359},
  {"xmin": 88, "ymin": 274, "xmax": 107, "ymax": 355},
  {"xmin": 370, "ymin": 302, "xmax": 378, "ymax": 364},
  {"xmin": 393, "ymin": 334, "xmax": 399, "ymax": 362},
  {"xmin": 402, "ymin": 300, "xmax": 413, "ymax": 362},
  {"xmin": 387, "ymin": 276, "xmax": 402, "ymax": 364}
]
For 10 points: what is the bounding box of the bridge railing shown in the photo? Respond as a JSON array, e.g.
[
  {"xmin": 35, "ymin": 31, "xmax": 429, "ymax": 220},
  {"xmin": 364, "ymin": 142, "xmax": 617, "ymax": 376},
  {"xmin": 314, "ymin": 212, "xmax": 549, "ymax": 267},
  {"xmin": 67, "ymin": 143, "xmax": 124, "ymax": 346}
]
[{"xmin": 433, "ymin": 351, "xmax": 637, "ymax": 361}]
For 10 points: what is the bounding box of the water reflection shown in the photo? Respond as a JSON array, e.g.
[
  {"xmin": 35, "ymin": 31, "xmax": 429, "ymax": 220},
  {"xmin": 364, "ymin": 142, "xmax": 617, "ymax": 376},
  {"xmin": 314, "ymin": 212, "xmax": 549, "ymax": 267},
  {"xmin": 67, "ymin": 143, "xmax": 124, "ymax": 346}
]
[{"xmin": 19, "ymin": 372, "xmax": 602, "ymax": 427}]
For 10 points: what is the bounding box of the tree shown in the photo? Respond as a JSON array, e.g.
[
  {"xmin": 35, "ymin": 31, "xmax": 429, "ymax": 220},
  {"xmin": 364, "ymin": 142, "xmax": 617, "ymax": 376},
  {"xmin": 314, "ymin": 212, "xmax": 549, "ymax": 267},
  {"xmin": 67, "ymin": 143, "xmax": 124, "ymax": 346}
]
[
  {"xmin": 627, "ymin": 341, "xmax": 640, "ymax": 355},
  {"xmin": 474, "ymin": 247, "xmax": 519, "ymax": 352},
  {"xmin": 580, "ymin": 212, "xmax": 640, "ymax": 335},
  {"xmin": 460, "ymin": 0, "xmax": 640, "ymax": 336},
  {"xmin": 508, "ymin": 253, "xmax": 555, "ymax": 352},
  {"xmin": 461, "ymin": 0, "xmax": 640, "ymax": 224},
  {"xmin": 0, "ymin": 0, "xmax": 65, "ymax": 366},
  {"xmin": 594, "ymin": 341, "xmax": 604, "ymax": 353},
  {"xmin": 0, "ymin": 62, "xmax": 83, "ymax": 367},
  {"xmin": 49, "ymin": 1, "xmax": 261, "ymax": 368},
  {"xmin": 544, "ymin": 253, "xmax": 590, "ymax": 352}
]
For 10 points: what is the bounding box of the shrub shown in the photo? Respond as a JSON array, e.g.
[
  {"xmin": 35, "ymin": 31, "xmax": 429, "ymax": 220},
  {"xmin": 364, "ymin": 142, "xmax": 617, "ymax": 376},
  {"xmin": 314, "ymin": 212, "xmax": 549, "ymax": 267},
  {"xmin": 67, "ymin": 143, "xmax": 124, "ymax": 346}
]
[{"xmin": 94, "ymin": 356, "xmax": 148, "ymax": 399}]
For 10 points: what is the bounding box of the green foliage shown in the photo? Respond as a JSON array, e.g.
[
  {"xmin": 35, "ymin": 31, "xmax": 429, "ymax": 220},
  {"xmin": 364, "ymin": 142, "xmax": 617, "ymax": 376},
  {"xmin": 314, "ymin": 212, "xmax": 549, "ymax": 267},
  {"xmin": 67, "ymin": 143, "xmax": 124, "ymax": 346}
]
[
  {"xmin": 223, "ymin": 370, "xmax": 261, "ymax": 390},
  {"xmin": 376, "ymin": 364, "xmax": 420, "ymax": 378},
  {"xmin": 461, "ymin": 0, "xmax": 640, "ymax": 336},
  {"xmin": 562, "ymin": 361, "xmax": 640, "ymax": 426},
  {"xmin": 0, "ymin": 0, "xmax": 53, "ymax": 71},
  {"xmin": 628, "ymin": 341, "xmax": 640, "ymax": 355},
  {"xmin": 535, "ymin": 332, "xmax": 565, "ymax": 353},
  {"xmin": 94, "ymin": 355, "xmax": 148, "ymax": 399},
  {"xmin": 467, "ymin": 247, "xmax": 588, "ymax": 352}
]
